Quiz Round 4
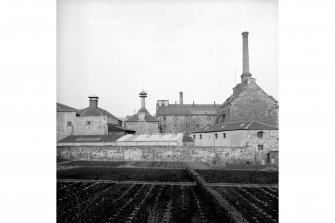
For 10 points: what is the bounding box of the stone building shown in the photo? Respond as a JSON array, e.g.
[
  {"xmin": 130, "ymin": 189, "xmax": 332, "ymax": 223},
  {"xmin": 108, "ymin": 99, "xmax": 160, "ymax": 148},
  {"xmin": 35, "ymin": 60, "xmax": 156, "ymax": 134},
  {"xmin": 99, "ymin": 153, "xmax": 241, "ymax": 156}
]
[
  {"xmin": 191, "ymin": 121, "xmax": 278, "ymax": 165},
  {"xmin": 57, "ymin": 102, "xmax": 78, "ymax": 141},
  {"xmin": 216, "ymin": 32, "xmax": 278, "ymax": 126},
  {"xmin": 156, "ymin": 92, "xmax": 218, "ymax": 133},
  {"xmin": 124, "ymin": 90, "xmax": 160, "ymax": 134},
  {"xmin": 74, "ymin": 95, "xmax": 123, "ymax": 135}
]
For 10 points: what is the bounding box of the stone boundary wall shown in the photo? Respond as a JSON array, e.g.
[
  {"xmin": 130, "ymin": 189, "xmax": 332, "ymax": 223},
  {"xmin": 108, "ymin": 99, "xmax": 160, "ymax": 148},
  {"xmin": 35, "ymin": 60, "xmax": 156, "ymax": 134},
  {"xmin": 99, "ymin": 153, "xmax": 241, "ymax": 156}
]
[{"xmin": 57, "ymin": 145, "xmax": 255, "ymax": 163}]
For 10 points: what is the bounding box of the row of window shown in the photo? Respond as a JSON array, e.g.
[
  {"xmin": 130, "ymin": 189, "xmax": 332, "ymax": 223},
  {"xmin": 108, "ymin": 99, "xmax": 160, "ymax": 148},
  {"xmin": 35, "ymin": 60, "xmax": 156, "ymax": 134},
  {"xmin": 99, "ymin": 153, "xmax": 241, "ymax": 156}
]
[
  {"xmin": 193, "ymin": 131, "xmax": 264, "ymax": 140},
  {"xmin": 193, "ymin": 133, "xmax": 227, "ymax": 140}
]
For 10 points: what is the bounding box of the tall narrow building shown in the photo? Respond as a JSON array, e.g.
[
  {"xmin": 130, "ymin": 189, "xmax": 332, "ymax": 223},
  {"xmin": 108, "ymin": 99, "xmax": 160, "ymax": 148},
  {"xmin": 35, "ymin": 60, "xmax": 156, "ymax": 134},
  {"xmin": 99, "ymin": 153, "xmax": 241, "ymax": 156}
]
[
  {"xmin": 216, "ymin": 32, "xmax": 278, "ymax": 126},
  {"xmin": 125, "ymin": 90, "xmax": 160, "ymax": 134}
]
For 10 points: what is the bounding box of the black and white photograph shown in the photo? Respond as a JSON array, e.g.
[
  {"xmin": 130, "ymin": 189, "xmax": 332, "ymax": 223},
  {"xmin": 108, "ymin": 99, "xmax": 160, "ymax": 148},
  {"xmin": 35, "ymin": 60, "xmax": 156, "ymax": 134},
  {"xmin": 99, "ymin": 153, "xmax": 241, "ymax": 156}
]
[
  {"xmin": 4, "ymin": 0, "xmax": 335, "ymax": 222},
  {"xmin": 56, "ymin": 0, "xmax": 278, "ymax": 222}
]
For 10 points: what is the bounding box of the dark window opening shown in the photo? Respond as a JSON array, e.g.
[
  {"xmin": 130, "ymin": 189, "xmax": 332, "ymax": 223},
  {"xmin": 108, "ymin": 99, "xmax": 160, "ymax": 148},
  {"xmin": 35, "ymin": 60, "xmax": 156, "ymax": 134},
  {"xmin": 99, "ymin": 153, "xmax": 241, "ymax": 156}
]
[
  {"xmin": 215, "ymin": 133, "xmax": 218, "ymax": 139},
  {"xmin": 163, "ymin": 117, "xmax": 166, "ymax": 121},
  {"xmin": 193, "ymin": 135, "xmax": 195, "ymax": 140},
  {"xmin": 67, "ymin": 121, "xmax": 71, "ymax": 126},
  {"xmin": 258, "ymin": 145, "xmax": 264, "ymax": 151},
  {"xmin": 200, "ymin": 134, "xmax": 202, "ymax": 140},
  {"xmin": 257, "ymin": 131, "xmax": 264, "ymax": 138},
  {"xmin": 223, "ymin": 133, "xmax": 226, "ymax": 138},
  {"xmin": 87, "ymin": 121, "xmax": 91, "ymax": 125},
  {"xmin": 267, "ymin": 109, "xmax": 273, "ymax": 116}
]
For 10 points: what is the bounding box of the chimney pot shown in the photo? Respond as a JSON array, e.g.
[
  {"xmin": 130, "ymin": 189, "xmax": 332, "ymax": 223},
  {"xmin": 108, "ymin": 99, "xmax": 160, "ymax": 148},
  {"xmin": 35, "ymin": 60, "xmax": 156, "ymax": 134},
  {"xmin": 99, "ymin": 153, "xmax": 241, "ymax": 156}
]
[
  {"xmin": 179, "ymin": 92, "xmax": 183, "ymax": 105},
  {"xmin": 88, "ymin": 95, "xmax": 99, "ymax": 109}
]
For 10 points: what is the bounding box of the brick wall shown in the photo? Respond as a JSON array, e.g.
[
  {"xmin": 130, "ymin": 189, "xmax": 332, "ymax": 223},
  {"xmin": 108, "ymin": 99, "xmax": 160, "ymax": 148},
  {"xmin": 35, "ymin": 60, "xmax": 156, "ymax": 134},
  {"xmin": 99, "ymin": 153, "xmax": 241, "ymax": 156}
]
[
  {"xmin": 158, "ymin": 115, "xmax": 216, "ymax": 133},
  {"xmin": 57, "ymin": 145, "xmax": 255, "ymax": 163},
  {"xmin": 125, "ymin": 122, "xmax": 160, "ymax": 134},
  {"xmin": 217, "ymin": 82, "xmax": 278, "ymax": 126}
]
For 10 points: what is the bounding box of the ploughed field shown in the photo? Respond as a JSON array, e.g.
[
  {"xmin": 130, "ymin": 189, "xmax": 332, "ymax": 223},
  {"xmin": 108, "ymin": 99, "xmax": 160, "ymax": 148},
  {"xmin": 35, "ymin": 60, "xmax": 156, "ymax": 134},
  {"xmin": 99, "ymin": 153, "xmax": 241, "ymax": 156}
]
[
  {"xmin": 57, "ymin": 161, "xmax": 278, "ymax": 222},
  {"xmin": 213, "ymin": 186, "xmax": 278, "ymax": 223},
  {"xmin": 57, "ymin": 167, "xmax": 192, "ymax": 182},
  {"xmin": 57, "ymin": 181, "xmax": 221, "ymax": 223}
]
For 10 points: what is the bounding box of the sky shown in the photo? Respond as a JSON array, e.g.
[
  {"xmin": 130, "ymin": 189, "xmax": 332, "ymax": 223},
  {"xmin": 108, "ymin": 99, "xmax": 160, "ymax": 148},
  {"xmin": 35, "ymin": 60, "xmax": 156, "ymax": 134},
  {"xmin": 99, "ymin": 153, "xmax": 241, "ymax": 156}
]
[{"xmin": 57, "ymin": 0, "xmax": 278, "ymax": 118}]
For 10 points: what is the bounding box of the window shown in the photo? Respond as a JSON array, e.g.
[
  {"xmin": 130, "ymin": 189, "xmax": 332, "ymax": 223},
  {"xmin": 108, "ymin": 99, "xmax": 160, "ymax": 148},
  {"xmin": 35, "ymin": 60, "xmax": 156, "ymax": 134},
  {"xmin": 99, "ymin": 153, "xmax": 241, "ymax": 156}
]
[
  {"xmin": 258, "ymin": 145, "xmax": 264, "ymax": 151},
  {"xmin": 223, "ymin": 133, "xmax": 226, "ymax": 138},
  {"xmin": 215, "ymin": 133, "xmax": 218, "ymax": 139},
  {"xmin": 267, "ymin": 109, "xmax": 273, "ymax": 116},
  {"xmin": 257, "ymin": 131, "xmax": 263, "ymax": 138},
  {"xmin": 163, "ymin": 117, "xmax": 166, "ymax": 121},
  {"xmin": 200, "ymin": 134, "xmax": 202, "ymax": 140},
  {"xmin": 193, "ymin": 135, "xmax": 196, "ymax": 140},
  {"xmin": 86, "ymin": 121, "xmax": 91, "ymax": 125},
  {"xmin": 67, "ymin": 121, "xmax": 71, "ymax": 126}
]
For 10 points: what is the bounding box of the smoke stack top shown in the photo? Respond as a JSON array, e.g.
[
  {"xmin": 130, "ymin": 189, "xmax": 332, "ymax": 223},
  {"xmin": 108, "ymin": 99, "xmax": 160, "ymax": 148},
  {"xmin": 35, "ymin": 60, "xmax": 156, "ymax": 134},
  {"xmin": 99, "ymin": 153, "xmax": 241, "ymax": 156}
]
[
  {"xmin": 89, "ymin": 95, "xmax": 99, "ymax": 109},
  {"xmin": 179, "ymin": 92, "xmax": 183, "ymax": 105},
  {"xmin": 241, "ymin": 31, "xmax": 252, "ymax": 83}
]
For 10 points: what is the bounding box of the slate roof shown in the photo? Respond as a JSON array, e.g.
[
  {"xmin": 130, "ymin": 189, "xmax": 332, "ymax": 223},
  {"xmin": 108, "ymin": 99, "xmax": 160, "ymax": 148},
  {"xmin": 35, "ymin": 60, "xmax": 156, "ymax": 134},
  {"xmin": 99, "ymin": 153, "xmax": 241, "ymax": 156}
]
[
  {"xmin": 125, "ymin": 108, "xmax": 159, "ymax": 122},
  {"xmin": 77, "ymin": 107, "xmax": 120, "ymax": 121},
  {"xmin": 156, "ymin": 104, "xmax": 218, "ymax": 116},
  {"xmin": 57, "ymin": 103, "xmax": 77, "ymax": 112},
  {"xmin": 192, "ymin": 121, "xmax": 278, "ymax": 133},
  {"xmin": 58, "ymin": 135, "xmax": 123, "ymax": 143},
  {"xmin": 107, "ymin": 124, "xmax": 136, "ymax": 133}
]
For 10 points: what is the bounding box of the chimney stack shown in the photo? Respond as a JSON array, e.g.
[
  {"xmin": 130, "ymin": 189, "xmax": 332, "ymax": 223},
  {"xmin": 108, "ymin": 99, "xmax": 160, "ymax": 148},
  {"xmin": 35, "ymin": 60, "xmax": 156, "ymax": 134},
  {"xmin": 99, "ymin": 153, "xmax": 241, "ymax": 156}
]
[
  {"xmin": 241, "ymin": 31, "xmax": 252, "ymax": 83},
  {"xmin": 139, "ymin": 90, "xmax": 147, "ymax": 109},
  {"xmin": 179, "ymin": 92, "xmax": 183, "ymax": 105},
  {"xmin": 88, "ymin": 95, "xmax": 99, "ymax": 109}
]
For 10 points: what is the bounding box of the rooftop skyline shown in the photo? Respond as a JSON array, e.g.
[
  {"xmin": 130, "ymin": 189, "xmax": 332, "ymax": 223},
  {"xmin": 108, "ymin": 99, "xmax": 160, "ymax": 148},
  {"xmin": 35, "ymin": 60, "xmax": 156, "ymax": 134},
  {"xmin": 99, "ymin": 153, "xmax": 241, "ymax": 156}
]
[{"xmin": 57, "ymin": 0, "xmax": 278, "ymax": 117}]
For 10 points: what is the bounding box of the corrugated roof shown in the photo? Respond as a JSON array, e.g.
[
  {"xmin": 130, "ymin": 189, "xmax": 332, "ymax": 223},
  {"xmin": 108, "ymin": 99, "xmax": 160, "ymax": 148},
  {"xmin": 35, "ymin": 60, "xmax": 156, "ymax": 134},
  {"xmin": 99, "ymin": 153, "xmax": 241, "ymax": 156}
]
[
  {"xmin": 116, "ymin": 133, "xmax": 183, "ymax": 142},
  {"xmin": 58, "ymin": 135, "xmax": 122, "ymax": 143},
  {"xmin": 192, "ymin": 121, "xmax": 278, "ymax": 133},
  {"xmin": 125, "ymin": 108, "xmax": 159, "ymax": 122},
  {"xmin": 57, "ymin": 103, "xmax": 77, "ymax": 112},
  {"xmin": 156, "ymin": 104, "xmax": 218, "ymax": 116},
  {"xmin": 77, "ymin": 107, "xmax": 120, "ymax": 121}
]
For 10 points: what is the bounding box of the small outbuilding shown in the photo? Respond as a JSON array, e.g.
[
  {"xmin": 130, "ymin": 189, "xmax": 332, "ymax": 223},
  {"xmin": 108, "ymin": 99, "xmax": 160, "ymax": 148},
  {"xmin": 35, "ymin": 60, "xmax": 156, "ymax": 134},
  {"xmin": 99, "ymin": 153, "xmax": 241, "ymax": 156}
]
[{"xmin": 191, "ymin": 121, "xmax": 278, "ymax": 165}]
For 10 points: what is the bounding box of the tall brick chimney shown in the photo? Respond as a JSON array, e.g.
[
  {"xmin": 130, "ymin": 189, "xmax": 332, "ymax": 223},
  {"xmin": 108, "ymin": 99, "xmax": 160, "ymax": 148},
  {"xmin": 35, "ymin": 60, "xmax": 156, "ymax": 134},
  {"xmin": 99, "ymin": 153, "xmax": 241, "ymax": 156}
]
[
  {"xmin": 241, "ymin": 31, "xmax": 252, "ymax": 83},
  {"xmin": 179, "ymin": 92, "xmax": 183, "ymax": 105},
  {"xmin": 88, "ymin": 95, "xmax": 99, "ymax": 109},
  {"xmin": 139, "ymin": 90, "xmax": 147, "ymax": 109}
]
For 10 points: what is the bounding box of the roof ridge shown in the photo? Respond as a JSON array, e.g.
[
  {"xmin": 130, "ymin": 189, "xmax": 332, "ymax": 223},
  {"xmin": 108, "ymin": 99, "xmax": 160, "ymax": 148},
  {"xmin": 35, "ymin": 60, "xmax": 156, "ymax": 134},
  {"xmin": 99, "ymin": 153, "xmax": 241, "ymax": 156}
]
[
  {"xmin": 80, "ymin": 108, "xmax": 88, "ymax": 116},
  {"xmin": 252, "ymin": 120, "xmax": 278, "ymax": 128},
  {"xmin": 245, "ymin": 121, "xmax": 253, "ymax": 130}
]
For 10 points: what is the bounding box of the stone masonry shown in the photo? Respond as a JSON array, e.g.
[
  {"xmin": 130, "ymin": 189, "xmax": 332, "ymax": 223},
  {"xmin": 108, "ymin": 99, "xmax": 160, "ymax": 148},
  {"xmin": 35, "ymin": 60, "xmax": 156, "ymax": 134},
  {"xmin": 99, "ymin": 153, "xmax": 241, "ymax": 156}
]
[
  {"xmin": 217, "ymin": 81, "xmax": 278, "ymax": 126},
  {"xmin": 158, "ymin": 115, "xmax": 216, "ymax": 134},
  {"xmin": 57, "ymin": 145, "xmax": 255, "ymax": 164}
]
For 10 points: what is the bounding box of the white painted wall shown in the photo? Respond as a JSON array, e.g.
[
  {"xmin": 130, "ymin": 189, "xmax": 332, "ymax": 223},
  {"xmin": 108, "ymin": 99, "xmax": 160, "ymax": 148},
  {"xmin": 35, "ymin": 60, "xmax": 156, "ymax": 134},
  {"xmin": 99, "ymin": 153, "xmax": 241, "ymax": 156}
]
[{"xmin": 192, "ymin": 130, "xmax": 246, "ymax": 147}]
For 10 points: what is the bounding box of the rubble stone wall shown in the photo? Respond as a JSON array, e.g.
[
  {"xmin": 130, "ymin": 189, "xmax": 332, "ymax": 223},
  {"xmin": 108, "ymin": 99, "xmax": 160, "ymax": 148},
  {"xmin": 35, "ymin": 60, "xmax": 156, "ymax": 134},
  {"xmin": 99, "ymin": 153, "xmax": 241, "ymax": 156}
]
[{"xmin": 57, "ymin": 145, "xmax": 255, "ymax": 164}]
